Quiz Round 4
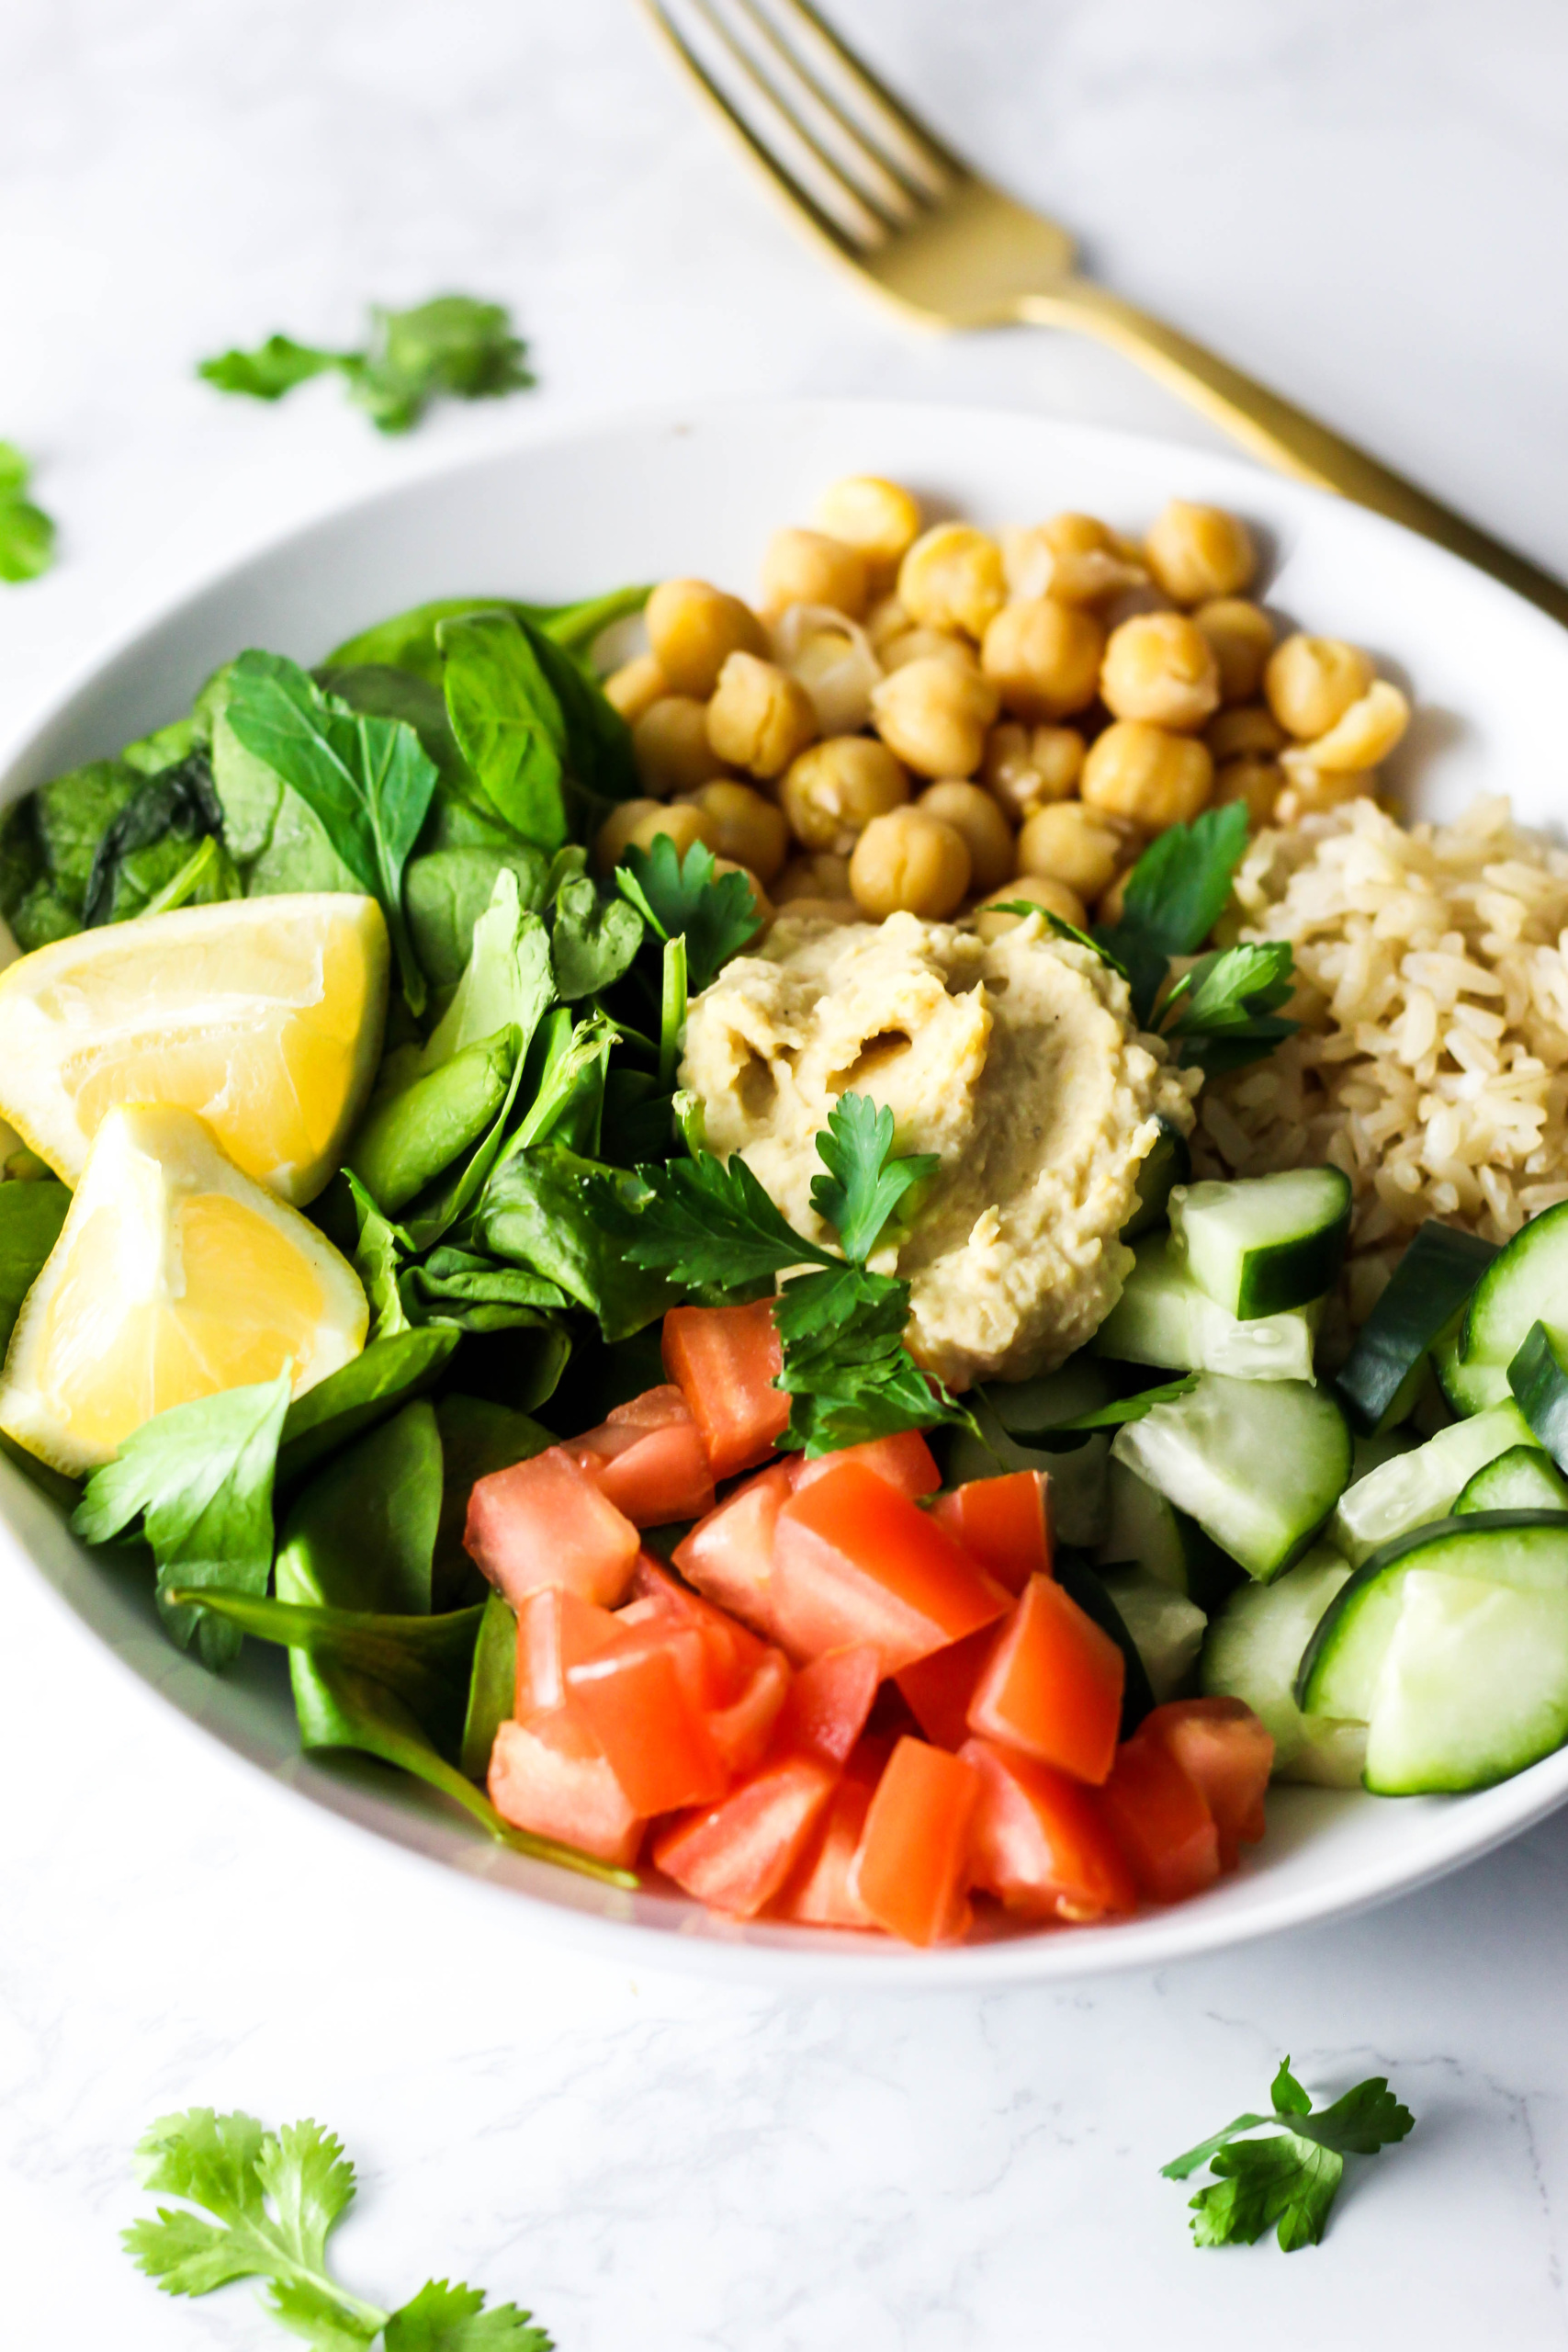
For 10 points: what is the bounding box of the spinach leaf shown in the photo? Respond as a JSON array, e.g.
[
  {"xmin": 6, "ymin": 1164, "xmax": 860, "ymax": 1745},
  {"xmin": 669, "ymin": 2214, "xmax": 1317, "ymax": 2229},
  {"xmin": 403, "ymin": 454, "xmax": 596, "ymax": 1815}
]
[
  {"xmin": 433, "ymin": 1392, "xmax": 551, "ymax": 1604},
  {"xmin": 524, "ymin": 621, "xmax": 638, "ymax": 802},
  {"xmin": 275, "ymin": 1328, "xmax": 458, "ymax": 1489},
  {"xmin": 349, "ymin": 1028, "xmax": 517, "ymax": 1216},
  {"xmin": 474, "ymin": 1141, "xmax": 676, "ymax": 1341},
  {"xmin": 222, "ymin": 650, "xmax": 438, "ymax": 1009},
  {"xmin": 72, "ymin": 1370, "xmax": 291, "ymax": 1669},
  {"xmin": 324, "ymin": 587, "xmax": 649, "ymax": 684},
  {"xmin": 419, "ymin": 871, "xmax": 554, "ymax": 1070},
  {"xmin": 460, "ymin": 1592, "xmax": 519, "ymax": 1779},
  {"xmin": 0, "ymin": 441, "xmax": 56, "ymax": 584},
  {"xmin": 405, "ymin": 846, "xmax": 547, "ymax": 991},
  {"xmin": 312, "ymin": 663, "xmax": 466, "ymax": 786},
  {"xmin": 81, "ymin": 752, "xmax": 228, "ymax": 926},
  {"xmin": 0, "ymin": 1178, "xmax": 70, "ymax": 1353},
  {"xmin": 400, "ymin": 1248, "xmax": 570, "ymax": 1332},
  {"xmin": 121, "ymin": 717, "xmax": 202, "ymax": 775},
  {"xmin": 34, "ymin": 758, "xmax": 141, "ymax": 913},
  {"xmin": 345, "ymin": 1170, "xmax": 412, "ymax": 1340},
  {"xmin": 549, "ymin": 871, "xmax": 643, "ymax": 1000},
  {"xmin": 501, "ymin": 1006, "xmax": 617, "ymax": 1161},
  {"xmin": 436, "ymin": 612, "xmax": 571, "ymax": 850}
]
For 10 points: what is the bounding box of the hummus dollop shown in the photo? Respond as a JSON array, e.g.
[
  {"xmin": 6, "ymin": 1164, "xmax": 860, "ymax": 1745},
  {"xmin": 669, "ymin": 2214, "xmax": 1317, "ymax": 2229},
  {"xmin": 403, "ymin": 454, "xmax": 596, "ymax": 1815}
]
[{"xmin": 681, "ymin": 909, "xmax": 1198, "ymax": 1389}]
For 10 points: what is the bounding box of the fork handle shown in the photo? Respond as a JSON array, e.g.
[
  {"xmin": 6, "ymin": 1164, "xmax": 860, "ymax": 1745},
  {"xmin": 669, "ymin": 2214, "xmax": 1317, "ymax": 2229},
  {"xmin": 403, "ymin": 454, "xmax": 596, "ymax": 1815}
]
[{"xmin": 1021, "ymin": 278, "xmax": 1568, "ymax": 628}]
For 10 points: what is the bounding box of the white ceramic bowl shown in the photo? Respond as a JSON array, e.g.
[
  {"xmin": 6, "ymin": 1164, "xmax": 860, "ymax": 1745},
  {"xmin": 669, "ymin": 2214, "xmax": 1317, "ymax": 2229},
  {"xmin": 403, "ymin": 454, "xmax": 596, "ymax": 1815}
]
[{"xmin": 6, "ymin": 399, "xmax": 1568, "ymax": 1988}]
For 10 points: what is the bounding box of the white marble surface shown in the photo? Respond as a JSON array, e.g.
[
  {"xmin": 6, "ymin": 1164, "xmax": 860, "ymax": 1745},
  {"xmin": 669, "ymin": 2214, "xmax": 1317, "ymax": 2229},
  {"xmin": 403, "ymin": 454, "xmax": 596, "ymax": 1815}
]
[{"xmin": 5, "ymin": 0, "xmax": 1568, "ymax": 2341}]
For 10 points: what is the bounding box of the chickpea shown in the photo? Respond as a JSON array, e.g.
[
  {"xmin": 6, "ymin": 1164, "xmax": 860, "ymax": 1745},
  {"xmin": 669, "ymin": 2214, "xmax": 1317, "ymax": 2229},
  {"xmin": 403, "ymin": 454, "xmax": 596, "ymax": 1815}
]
[
  {"xmin": 1080, "ymin": 720, "xmax": 1213, "ymax": 830},
  {"xmin": 850, "ymin": 808, "xmax": 972, "ymax": 921},
  {"xmin": 603, "ymin": 652, "xmax": 668, "ymax": 724},
  {"xmin": 974, "ymin": 872, "xmax": 1089, "ymax": 940},
  {"xmin": 982, "ymin": 721, "xmax": 1085, "ymax": 821},
  {"xmin": 1279, "ymin": 678, "xmax": 1410, "ymax": 776},
  {"xmin": 1002, "ymin": 514, "xmax": 1146, "ymax": 606},
  {"xmin": 1204, "ymin": 703, "xmax": 1287, "ymax": 763},
  {"xmin": 1145, "ymin": 500, "xmax": 1256, "ymax": 604},
  {"xmin": 869, "ymin": 657, "xmax": 998, "ymax": 779},
  {"xmin": 773, "ymin": 851, "xmax": 853, "ymax": 903},
  {"xmin": 780, "ymin": 737, "xmax": 908, "ymax": 853},
  {"xmin": 897, "ymin": 523, "xmax": 1007, "ymax": 640},
  {"xmin": 1264, "ymin": 634, "xmax": 1375, "ymax": 739},
  {"xmin": 625, "ymin": 800, "xmax": 717, "ymax": 859},
  {"xmin": 865, "ymin": 594, "xmax": 911, "ymax": 652},
  {"xmin": 594, "ymin": 797, "xmax": 662, "ymax": 873},
  {"xmin": 705, "ymin": 651, "xmax": 818, "ymax": 778},
  {"xmin": 1213, "ymin": 756, "xmax": 1283, "ymax": 830},
  {"xmin": 1100, "ymin": 611, "xmax": 1220, "ymax": 731},
  {"xmin": 683, "ymin": 779, "xmax": 790, "ymax": 883},
  {"xmin": 1095, "ymin": 869, "xmax": 1135, "ymax": 927},
  {"xmin": 916, "ymin": 781, "xmax": 1016, "ymax": 894},
  {"xmin": 812, "ymin": 476, "xmax": 922, "ymax": 585},
  {"xmin": 1192, "ymin": 598, "xmax": 1275, "ymax": 704},
  {"xmin": 710, "ymin": 856, "xmax": 773, "ymax": 929},
  {"xmin": 633, "ymin": 696, "xmax": 731, "ymax": 797},
  {"xmin": 786, "ymin": 626, "xmax": 879, "ymax": 734},
  {"xmin": 759, "ymin": 526, "xmax": 870, "ymax": 620},
  {"xmin": 981, "ymin": 598, "xmax": 1105, "ymax": 722},
  {"xmin": 878, "ymin": 626, "xmax": 980, "ymax": 675},
  {"xmin": 1017, "ymin": 802, "xmax": 1127, "ymax": 901},
  {"xmin": 645, "ymin": 578, "xmax": 768, "ymax": 697}
]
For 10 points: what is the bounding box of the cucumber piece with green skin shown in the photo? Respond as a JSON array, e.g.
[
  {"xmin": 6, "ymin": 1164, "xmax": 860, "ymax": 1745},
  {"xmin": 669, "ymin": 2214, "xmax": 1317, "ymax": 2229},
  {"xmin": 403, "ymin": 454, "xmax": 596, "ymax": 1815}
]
[
  {"xmin": 1120, "ymin": 1115, "xmax": 1191, "ymax": 1241},
  {"xmin": 1169, "ymin": 1166, "xmax": 1351, "ymax": 1321},
  {"xmin": 1111, "ymin": 1371, "xmax": 1352, "ymax": 1583},
  {"xmin": 1351, "ymin": 1428, "xmax": 1420, "ymax": 1485},
  {"xmin": 1439, "ymin": 1200, "xmax": 1568, "ymax": 1417},
  {"xmin": 1296, "ymin": 1512, "xmax": 1568, "ymax": 1792},
  {"xmin": 1455, "ymin": 1442, "xmax": 1568, "ymax": 1515},
  {"xmin": 1331, "ymin": 1397, "xmax": 1539, "ymax": 1566},
  {"xmin": 1098, "ymin": 1565, "xmax": 1207, "ymax": 1702},
  {"xmin": 1097, "ymin": 1454, "xmax": 1240, "ymax": 1611},
  {"xmin": 1201, "ymin": 1543, "xmax": 1366, "ymax": 1785},
  {"xmin": 1507, "ymin": 1320, "xmax": 1568, "ymax": 1469},
  {"xmin": 1337, "ymin": 1219, "xmax": 1498, "ymax": 1435},
  {"xmin": 1093, "ymin": 1233, "xmax": 1320, "ymax": 1384}
]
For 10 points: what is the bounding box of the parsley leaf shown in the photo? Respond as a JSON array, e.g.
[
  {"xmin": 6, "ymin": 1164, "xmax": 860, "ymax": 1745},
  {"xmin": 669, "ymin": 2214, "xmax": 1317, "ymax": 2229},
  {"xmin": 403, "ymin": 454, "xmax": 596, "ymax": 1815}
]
[
  {"xmin": 1162, "ymin": 2057, "xmax": 1414, "ymax": 2251},
  {"xmin": 1117, "ymin": 801, "xmax": 1251, "ymax": 961},
  {"xmin": 615, "ymin": 835, "xmax": 763, "ymax": 993},
  {"xmin": 198, "ymin": 335, "xmax": 340, "ymax": 401},
  {"xmin": 199, "ymin": 295, "xmax": 534, "ymax": 435},
  {"xmin": 583, "ymin": 1150, "xmax": 834, "ymax": 1291},
  {"xmin": 0, "ymin": 440, "xmax": 57, "ymax": 583},
  {"xmin": 772, "ymin": 1261, "xmax": 972, "ymax": 1453},
  {"xmin": 809, "ymin": 1091, "xmax": 938, "ymax": 1261},
  {"xmin": 1159, "ymin": 940, "xmax": 1299, "ymax": 1074},
  {"xmin": 124, "ymin": 2108, "xmax": 555, "ymax": 2348}
]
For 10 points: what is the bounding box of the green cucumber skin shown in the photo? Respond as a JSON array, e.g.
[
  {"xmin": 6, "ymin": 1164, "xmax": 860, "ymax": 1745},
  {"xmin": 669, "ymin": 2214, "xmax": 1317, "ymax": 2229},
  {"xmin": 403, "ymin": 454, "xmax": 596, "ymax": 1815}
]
[
  {"xmin": 1455, "ymin": 1442, "xmax": 1568, "ymax": 1516},
  {"xmin": 1330, "ymin": 1397, "xmax": 1537, "ymax": 1566},
  {"xmin": 1364, "ymin": 1568, "xmax": 1568, "ymax": 1794},
  {"xmin": 1171, "ymin": 1167, "xmax": 1350, "ymax": 1322},
  {"xmin": 1449, "ymin": 1200, "xmax": 1568, "ymax": 1409},
  {"xmin": 1336, "ymin": 1220, "xmax": 1497, "ymax": 1435},
  {"xmin": 1507, "ymin": 1321, "xmax": 1568, "ymax": 1469},
  {"xmin": 1231, "ymin": 1212, "xmax": 1350, "ymax": 1321}
]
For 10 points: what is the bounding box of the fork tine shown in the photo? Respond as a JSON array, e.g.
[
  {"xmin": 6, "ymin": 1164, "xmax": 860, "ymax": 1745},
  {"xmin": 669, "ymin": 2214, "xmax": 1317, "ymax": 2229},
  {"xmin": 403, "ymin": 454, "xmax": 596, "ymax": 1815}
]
[
  {"xmin": 718, "ymin": 0, "xmax": 938, "ymax": 217},
  {"xmin": 756, "ymin": 0, "xmax": 967, "ymax": 188},
  {"xmin": 638, "ymin": 0, "xmax": 883, "ymax": 254}
]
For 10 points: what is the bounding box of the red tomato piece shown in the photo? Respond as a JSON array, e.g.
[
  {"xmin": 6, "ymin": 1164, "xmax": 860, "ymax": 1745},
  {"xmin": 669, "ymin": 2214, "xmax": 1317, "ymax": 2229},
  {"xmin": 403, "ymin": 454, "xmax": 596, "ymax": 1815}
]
[
  {"xmin": 771, "ymin": 1741, "xmax": 889, "ymax": 1929},
  {"xmin": 1099, "ymin": 1735, "xmax": 1219, "ymax": 1904},
  {"xmin": 653, "ymin": 1751, "xmax": 838, "ymax": 1918},
  {"xmin": 465, "ymin": 1446, "xmax": 640, "ymax": 1610},
  {"xmin": 573, "ymin": 1386, "xmax": 716, "ymax": 1528},
  {"xmin": 961, "ymin": 1736, "xmax": 1136, "ymax": 1922},
  {"xmin": 793, "ymin": 1430, "xmax": 941, "ymax": 1503},
  {"xmin": 488, "ymin": 1707, "xmax": 645, "ymax": 1867},
  {"xmin": 672, "ymin": 1459, "xmax": 795, "ymax": 1643},
  {"xmin": 514, "ymin": 1586, "xmax": 620, "ymax": 1718},
  {"xmin": 567, "ymin": 1632, "xmax": 729, "ymax": 1815},
  {"xmin": 931, "ymin": 1470, "xmax": 1051, "ymax": 1596},
  {"xmin": 707, "ymin": 1647, "xmax": 793, "ymax": 1778},
  {"xmin": 895, "ymin": 1624, "xmax": 998, "ymax": 1750},
  {"xmin": 849, "ymin": 1735, "xmax": 982, "ymax": 1946},
  {"xmin": 662, "ymin": 1300, "xmax": 789, "ymax": 1478},
  {"xmin": 772, "ymin": 1462, "xmax": 1010, "ymax": 1675},
  {"xmin": 773, "ymin": 1644, "xmax": 881, "ymax": 1765},
  {"xmin": 629, "ymin": 1555, "xmax": 769, "ymax": 1697},
  {"xmin": 965, "ymin": 1573, "xmax": 1123, "ymax": 1785},
  {"xmin": 1139, "ymin": 1698, "xmax": 1273, "ymax": 1870}
]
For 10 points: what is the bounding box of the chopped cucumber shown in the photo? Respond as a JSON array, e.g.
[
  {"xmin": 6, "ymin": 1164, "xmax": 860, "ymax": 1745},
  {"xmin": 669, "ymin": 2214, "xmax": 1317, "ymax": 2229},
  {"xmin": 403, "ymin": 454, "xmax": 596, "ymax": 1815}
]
[
  {"xmin": 1507, "ymin": 1320, "xmax": 1568, "ymax": 1467},
  {"xmin": 1455, "ymin": 1443, "xmax": 1568, "ymax": 1515},
  {"xmin": 1336, "ymin": 1219, "xmax": 1496, "ymax": 1435},
  {"xmin": 1121, "ymin": 1115, "xmax": 1191, "ymax": 1241},
  {"xmin": 1097, "ymin": 1454, "xmax": 1239, "ymax": 1611},
  {"xmin": 1330, "ymin": 1398, "xmax": 1538, "ymax": 1565},
  {"xmin": 1440, "ymin": 1200, "xmax": 1568, "ymax": 1416},
  {"xmin": 1169, "ymin": 1166, "xmax": 1351, "ymax": 1321},
  {"xmin": 1351, "ymin": 1429, "xmax": 1420, "ymax": 1484},
  {"xmin": 1093, "ymin": 1233, "xmax": 1319, "ymax": 1383},
  {"xmin": 1111, "ymin": 1372, "xmax": 1351, "ymax": 1583},
  {"xmin": 1098, "ymin": 1565, "xmax": 1207, "ymax": 1702},
  {"xmin": 1201, "ymin": 1543, "xmax": 1366, "ymax": 1785}
]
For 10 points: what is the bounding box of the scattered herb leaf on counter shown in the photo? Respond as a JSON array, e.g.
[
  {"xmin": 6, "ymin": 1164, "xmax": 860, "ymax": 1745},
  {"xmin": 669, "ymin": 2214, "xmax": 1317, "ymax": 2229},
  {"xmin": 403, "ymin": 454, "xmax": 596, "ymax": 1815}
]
[
  {"xmin": 123, "ymin": 2108, "xmax": 555, "ymax": 2347},
  {"xmin": 198, "ymin": 293, "xmax": 536, "ymax": 434},
  {"xmin": 1162, "ymin": 2057, "xmax": 1415, "ymax": 2250},
  {"xmin": 0, "ymin": 441, "xmax": 57, "ymax": 583}
]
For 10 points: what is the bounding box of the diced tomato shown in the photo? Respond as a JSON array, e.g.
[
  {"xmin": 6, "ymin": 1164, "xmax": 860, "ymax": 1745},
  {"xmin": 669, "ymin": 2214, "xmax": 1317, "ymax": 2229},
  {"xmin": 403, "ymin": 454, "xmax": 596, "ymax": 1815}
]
[
  {"xmin": 773, "ymin": 1644, "xmax": 881, "ymax": 1765},
  {"xmin": 662, "ymin": 1300, "xmax": 789, "ymax": 1477},
  {"xmin": 514, "ymin": 1585, "xmax": 620, "ymax": 1718},
  {"xmin": 465, "ymin": 1446, "xmax": 640, "ymax": 1609},
  {"xmin": 849, "ymin": 1736, "xmax": 981, "ymax": 1947},
  {"xmin": 707, "ymin": 1647, "xmax": 793, "ymax": 1777},
  {"xmin": 488, "ymin": 1708, "xmax": 644, "ymax": 1866},
  {"xmin": 772, "ymin": 1461, "xmax": 1010, "ymax": 1675},
  {"xmin": 965, "ymin": 1573, "xmax": 1123, "ymax": 1785},
  {"xmin": 629, "ymin": 1555, "xmax": 769, "ymax": 1696},
  {"xmin": 895, "ymin": 1624, "xmax": 998, "ymax": 1750},
  {"xmin": 794, "ymin": 1430, "xmax": 941, "ymax": 1502},
  {"xmin": 961, "ymin": 1737, "xmax": 1136, "ymax": 1922},
  {"xmin": 672, "ymin": 1459, "xmax": 795, "ymax": 1643},
  {"xmin": 573, "ymin": 1386, "xmax": 716, "ymax": 1528},
  {"xmin": 931, "ymin": 1470, "xmax": 1051, "ymax": 1596},
  {"xmin": 1098, "ymin": 1734, "xmax": 1219, "ymax": 1905},
  {"xmin": 566, "ymin": 1632, "xmax": 728, "ymax": 1815},
  {"xmin": 653, "ymin": 1751, "xmax": 838, "ymax": 1918},
  {"xmin": 1139, "ymin": 1698, "xmax": 1273, "ymax": 1870},
  {"xmin": 771, "ymin": 1741, "xmax": 889, "ymax": 1929}
]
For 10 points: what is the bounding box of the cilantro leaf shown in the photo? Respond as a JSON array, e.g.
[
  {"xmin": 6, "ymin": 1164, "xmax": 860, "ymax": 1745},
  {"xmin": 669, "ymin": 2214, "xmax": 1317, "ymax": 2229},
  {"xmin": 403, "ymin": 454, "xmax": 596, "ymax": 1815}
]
[
  {"xmin": 198, "ymin": 296, "xmax": 534, "ymax": 435},
  {"xmin": 0, "ymin": 440, "xmax": 57, "ymax": 584},
  {"xmin": 616, "ymin": 835, "xmax": 763, "ymax": 993},
  {"xmin": 383, "ymin": 2278, "xmax": 553, "ymax": 2350},
  {"xmin": 1159, "ymin": 940, "xmax": 1299, "ymax": 1074},
  {"xmin": 809, "ymin": 1091, "xmax": 938, "ymax": 1262},
  {"xmin": 581, "ymin": 1152, "xmax": 834, "ymax": 1291},
  {"xmin": 1162, "ymin": 2057, "xmax": 1414, "ymax": 2251},
  {"xmin": 198, "ymin": 335, "xmax": 340, "ymax": 401}
]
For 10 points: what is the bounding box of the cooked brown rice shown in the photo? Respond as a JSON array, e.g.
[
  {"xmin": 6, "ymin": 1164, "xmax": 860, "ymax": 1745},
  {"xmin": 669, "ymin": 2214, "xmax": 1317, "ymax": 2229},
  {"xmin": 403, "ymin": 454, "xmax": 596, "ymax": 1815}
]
[{"xmin": 1190, "ymin": 794, "xmax": 1568, "ymax": 1326}]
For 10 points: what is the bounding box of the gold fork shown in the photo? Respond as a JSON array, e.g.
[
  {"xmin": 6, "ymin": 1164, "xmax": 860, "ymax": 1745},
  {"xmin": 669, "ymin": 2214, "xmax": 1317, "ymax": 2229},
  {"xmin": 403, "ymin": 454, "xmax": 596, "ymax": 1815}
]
[{"xmin": 638, "ymin": 0, "xmax": 1568, "ymax": 628}]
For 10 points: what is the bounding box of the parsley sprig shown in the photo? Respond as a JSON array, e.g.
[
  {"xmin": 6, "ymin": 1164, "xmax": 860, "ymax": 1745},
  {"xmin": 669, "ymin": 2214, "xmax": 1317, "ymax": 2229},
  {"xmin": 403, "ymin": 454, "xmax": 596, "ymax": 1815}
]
[
  {"xmin": 615, "ymin": 834, "xmax": 765, "ymax": 996},
  {"xmin": 1162, "ymin": 2058, "xmax": 1414, "ymax": 2250},
  {"xmin": 124, "ymin": 2108, "xmax": 552, "ymax": 2347},
  {"xmin": 199, "ymin": 295, "xmax": 535, "ymax": 434},
  {"xmin": 0, "ymin": 440, "xmax": 56, "ymax": 583}
]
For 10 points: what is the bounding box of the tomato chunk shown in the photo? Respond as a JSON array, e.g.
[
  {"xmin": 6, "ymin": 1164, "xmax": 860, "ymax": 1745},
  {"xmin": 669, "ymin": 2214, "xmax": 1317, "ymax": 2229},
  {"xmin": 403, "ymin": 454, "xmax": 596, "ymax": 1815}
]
[
  {"xmin": 707, "ymin": 1647, "xmax": 793, "ymax": 1777},
  {"xmin": 653, "ymin": 1751, "xmax": 838, "ymax": 1918},
  {"xmin": 1140, "ymin": 1698, "xmax": 1273, "ymax": 1870},
  {"xmin": 514, "ymin": 1585, "xmax": 619, "ymax": 1718},
  {"xmin": 772, "ymin": 1741, "xmax": 887, "ymax": 1929},
  {"xmin": 931, "ymin": 1470, "xmax": 1051, "ymax": 1595},
  {"xmin": 849, "ymin": 1736, "xmax": 981, "ymax": 1947},
  {"xmin": 772, "ymin": 1461, "xmax": 1010, "ymax": 1674},
  {"xmin": 794, "ymin": 1430, "xmax": 940, "ymax": 1502},
  {"xmin": 672, "ymin": 1459, "xmax": 795, "ymax": 1643},
  {"xmin": 466, "ymin": 1446, "xmax": 640, "ymax": 1609},
  {"xmin": 662, "ymin": 1300, "xmax": 789, "ymax": 1478},
  {"xmin": 895, "ymin": 1624, "xmax": 998, "ymax": 1751},
  {"xmin": 966, "ymin": 1573, "xmax": 1123, "ymax": 1784},
  {"xmin": 1099, "ymin": 1734, "xmax": 1219, "ymax": 1904},
  {"xmin": 962, "ymin": 1737, "xmax": 1136, "ymax": 1922},
  {"xmin": 773, "ymin": 1644, "xmax": 881, "ymax": 1765},
  {"xmin": 628, "ymin": 1555, "xmax": 769, "ymax": 1697},
  {"xmin": 488, "ymin": 1708, "xmax": 644, "ymax": 1866},
  {"xmin": 566, "ymin": 1633, "xmax": 728, "ymax": 1814},
  {"xmin": 574, "ymin": 1386, "xmax": 716, "ymax": 1527}
]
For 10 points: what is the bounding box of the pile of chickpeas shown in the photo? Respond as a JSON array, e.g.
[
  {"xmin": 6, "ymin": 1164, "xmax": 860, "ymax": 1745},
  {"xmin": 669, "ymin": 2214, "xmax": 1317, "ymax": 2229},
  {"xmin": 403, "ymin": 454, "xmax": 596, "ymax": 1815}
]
[{"xmin": 594, "ymin": 478, "xmax": 1412, "ymax": 942}]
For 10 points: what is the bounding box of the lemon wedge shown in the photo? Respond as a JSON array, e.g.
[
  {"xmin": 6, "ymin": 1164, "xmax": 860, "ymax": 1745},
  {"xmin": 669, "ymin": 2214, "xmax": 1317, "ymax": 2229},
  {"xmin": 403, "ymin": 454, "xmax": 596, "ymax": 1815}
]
[
  {"xmin": 0, "ymin": 893, "xmax": 389, "ymax": 1204},
  {"xmin": 0, "ymin": 1103, "xmax": 368, "ymax": 1475}
]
